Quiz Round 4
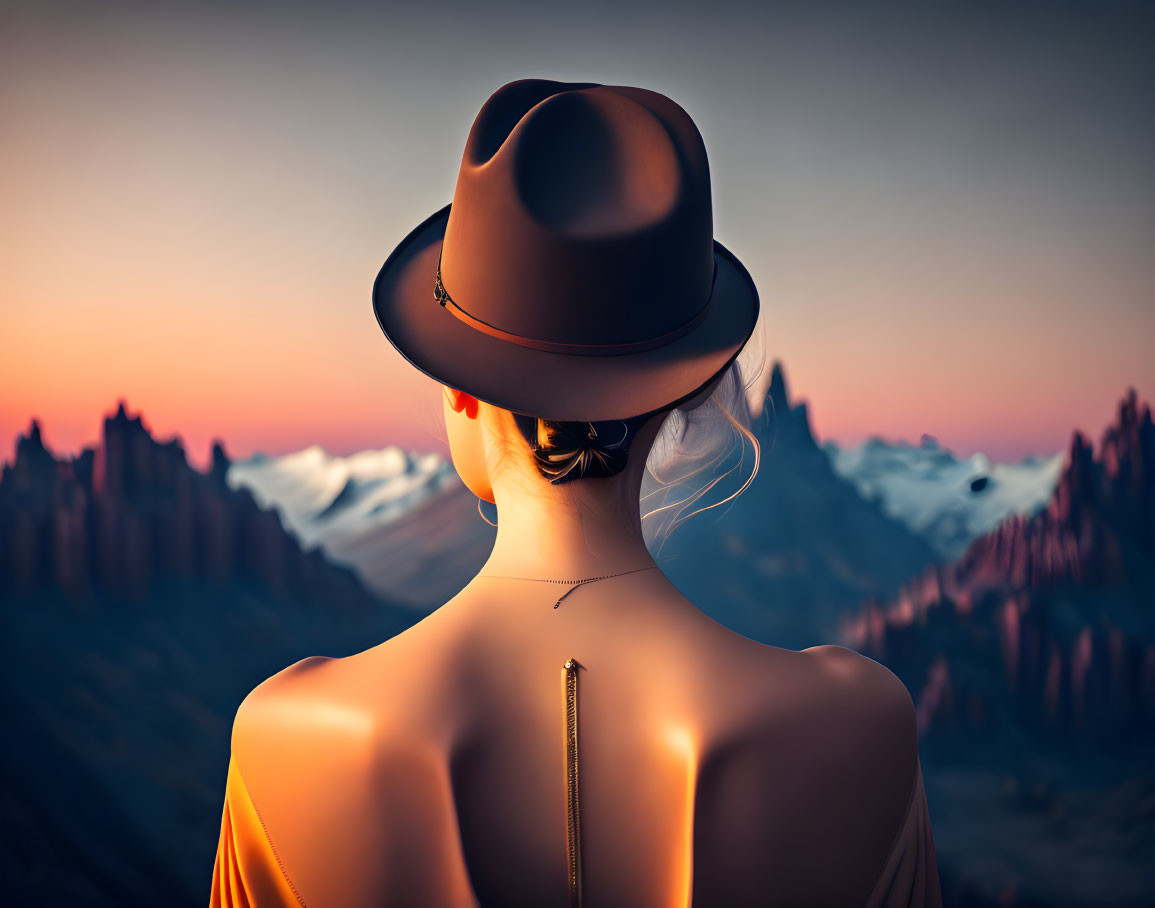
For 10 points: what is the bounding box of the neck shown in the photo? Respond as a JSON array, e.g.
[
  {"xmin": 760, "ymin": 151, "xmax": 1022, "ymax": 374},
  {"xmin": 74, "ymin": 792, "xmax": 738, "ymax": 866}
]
[{"xmin": 480, "ymin": 471, "xmax": 656, "ymax": 581}]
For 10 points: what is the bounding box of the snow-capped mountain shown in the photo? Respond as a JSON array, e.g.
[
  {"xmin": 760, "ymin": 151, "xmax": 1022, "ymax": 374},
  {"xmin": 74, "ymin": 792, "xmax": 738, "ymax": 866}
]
[
  {"xmin": 226, "ymin": 445, "xmax": 493, "ymax": 607},
  {"xmin": 226, "ymin": 444, "xmax": 457, "ymax": 549},
  {"xmin": 225, "ymin": 410, "xmax": 1065, "ymax": 611},
  {"xmin": 824, "ymin": 434, "xmax": 1064, "ymax": 560}
]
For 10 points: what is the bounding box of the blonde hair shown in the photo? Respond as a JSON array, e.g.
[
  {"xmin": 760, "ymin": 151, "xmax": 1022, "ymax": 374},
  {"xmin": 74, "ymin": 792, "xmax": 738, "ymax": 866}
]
[{"xmin": 642, "ymin": 319, "xmax": 769, "ymax": 547}]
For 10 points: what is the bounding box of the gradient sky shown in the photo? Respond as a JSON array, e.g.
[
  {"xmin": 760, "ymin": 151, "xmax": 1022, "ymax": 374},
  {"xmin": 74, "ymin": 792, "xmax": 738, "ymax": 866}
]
[{"xmin": 3, "ymin": 0, "xmax": 1153, "ymax": 468}]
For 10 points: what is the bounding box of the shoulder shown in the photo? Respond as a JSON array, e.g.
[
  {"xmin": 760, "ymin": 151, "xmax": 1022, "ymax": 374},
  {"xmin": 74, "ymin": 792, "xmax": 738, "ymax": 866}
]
[
  {"xmin": 763, "ymin": 645, "xmax": 922, "ymax": 899},
  {"xmin": 243, "ymin": 654, "xmax": 336, "ymax": 701},
  {"xmin": 229, "ymin": 630, "xmax": 452, "ymax": 768},
  {"xmin": 247, "ymin": 654, "xmax": 336, "ymax": 700},
  {"xmin": 707, "ymin": 638, "xmax": 917, "ymax": 751},
  {"xmin": 228, "ymin": 652, "xmax": 401, "ymax": 780},
  {"xmin": 227, "ymin": 652, "xmax": 408, "ymax": 827},
  {"xmin": 692, "ymin": 643, "xmax": 924, "ymax": 902},
  {"xmin": 230, "ymin": 599, "xmax": 470, "ymax": 753},
  {"xmin": 803, "ymin": 644, "xmax": 918, "ymax": 733},
  {"xmin": 232, "ymin": 655, "xmax": 337, "ymax": 746},
  {"xmin": 799, "ymin": 644, "xmax": 921, "ymax": 826},
  {"xmin": 222, "ymin": 650, "xmax": 459, "ymax": 903},
  {"xmin": 734, "ymin": 643, "xmax": 922, "ymax": 828},
  {"xmin": 716, "ymin": 641, "xmax": 919, "ymax": 786},
  {"xmin": 799, "ymin": 644, "xmax": 918, "ymax": 771}
]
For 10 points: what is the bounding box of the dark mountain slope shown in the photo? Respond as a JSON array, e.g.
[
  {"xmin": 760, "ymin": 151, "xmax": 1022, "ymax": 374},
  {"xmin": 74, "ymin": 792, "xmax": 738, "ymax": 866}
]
[
  {"xmin": 0, "ymin": 403, "xmax": 419, "ymax": 905},
  {"xmin": 656, "ymin": 363, "xmax": 940, "ymax": 649},
  {"xmin": 842, "ymin": 389, "xmax": 1155, "ymax": 740},
  {"xmin": 840, "ymin": 390, "xmax": 1155, "ymax": 907}
]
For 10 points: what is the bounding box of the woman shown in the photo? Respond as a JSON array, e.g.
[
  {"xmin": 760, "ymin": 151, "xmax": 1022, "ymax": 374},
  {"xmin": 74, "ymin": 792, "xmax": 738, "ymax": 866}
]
[{"xmin": 211, "ymin": 79, "xmax": 941, "ymax": 907}]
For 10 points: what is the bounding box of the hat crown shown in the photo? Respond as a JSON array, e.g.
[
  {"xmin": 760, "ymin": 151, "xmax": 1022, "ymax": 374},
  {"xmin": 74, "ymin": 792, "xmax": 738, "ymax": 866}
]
[{"xmin": 439, "ymin": 80, "xmax": 715, "ymax": 348}]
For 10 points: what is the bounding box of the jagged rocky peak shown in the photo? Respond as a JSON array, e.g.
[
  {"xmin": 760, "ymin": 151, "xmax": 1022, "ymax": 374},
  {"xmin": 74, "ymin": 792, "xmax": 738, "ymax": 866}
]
[
  {"xmin": 764, "ymin": 360, "xmax": 817, "ymax": 448},
  {"xmin": 0, "ymin": 404, "xmax": 379, "ymax": 605},
  {"xmin": 792, "ymin": 399, "xmax": 815, "ymax": 444},
  {"xmin": 9, "ymin": 418, "xmax": 58, "ymax": 489},
  {"xmin": 1049, "ymin": 429, "xmax": 1095, "ymax": 526},
  {"xmin": 767, "ymin": 360, "xmax": 791, "ymax": 412},
  {"xmin": 842, "ymin": 387, "xmax": 1155, "ymax": 738},
  {"xmin": 16, "ymin": 418, "xmax": 49, "ymax": 459},
  {"xmin": 211, "ymin": 440, "xmax": 230, "ymax": 486},
  {"xmin": 94, "ymin": 399, "xmax": 189, "ymax": 499},
  {"xmin": 1101, "ymin": 387, "xmax": 1153, "ymax": 482},
  {"xmin": 107, "ymin": 398, "xmax": 148, "ymax": 437},
  {"xmin": 1048, "ymin": 388, "xmax": 1154, "ymax": 539}
]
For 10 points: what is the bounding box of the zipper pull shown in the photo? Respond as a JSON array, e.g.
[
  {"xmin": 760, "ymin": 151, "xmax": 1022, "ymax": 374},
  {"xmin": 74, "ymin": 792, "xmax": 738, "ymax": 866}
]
[{"xmin": 563, "ymin": 657, "xmax": 582, "ymax": 907}]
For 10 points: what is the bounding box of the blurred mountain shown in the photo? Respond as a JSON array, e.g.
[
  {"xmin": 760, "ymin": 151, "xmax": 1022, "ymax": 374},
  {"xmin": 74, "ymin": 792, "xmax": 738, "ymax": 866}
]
[
  {"xmin": 652, "ymin": 362, "xmax": 941, "ymax": 649},
  {"xmin": 825, "ymin": 435, "xmax": 1064, "ymax": 560},
  {"xmin": 0, "ymin": 402, "xmax": 418, "ymax": 905},
  {"xmin": 0, "ymin": 402, "xmax": 397, "ymax": 605},
  {"xmin": 841, "ymin": 388, "xmax": 1155, "ymax": 739},
  {"xmin": 838, "ymin": 389, "xmax": 1155, "ymax": 907},
  {"xmin": 5, "ymin": 384, "xmax": 1152, "ymax": 906},
  {"xmin": 316, "ymin": 480, "xmax": 497, "ymax": 606},
  {"xmin": 226, "ymin": 444, "xmax": 456, "ymax": 548},
  {"xmin": 226, "ymin": 444, "xmax": 493, "ymax": 606}
]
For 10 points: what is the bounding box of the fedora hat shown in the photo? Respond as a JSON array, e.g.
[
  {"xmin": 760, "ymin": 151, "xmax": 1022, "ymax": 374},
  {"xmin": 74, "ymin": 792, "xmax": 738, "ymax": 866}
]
[{"xmin": 372, "ymin": 79, "xmax": 759, "ymax": 422}]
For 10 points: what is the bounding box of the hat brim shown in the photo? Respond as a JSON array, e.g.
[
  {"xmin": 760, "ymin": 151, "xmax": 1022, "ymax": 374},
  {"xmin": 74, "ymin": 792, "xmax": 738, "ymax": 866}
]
[{"xmin": 372, "ymin": 203, "xmax": 760, "ymax": 422}]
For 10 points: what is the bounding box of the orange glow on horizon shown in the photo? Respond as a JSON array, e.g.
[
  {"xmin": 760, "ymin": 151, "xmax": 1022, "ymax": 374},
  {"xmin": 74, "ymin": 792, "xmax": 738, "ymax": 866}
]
[{"xmin": 3, "ymin": 3, "xmax": 1152, "ymax": 472}]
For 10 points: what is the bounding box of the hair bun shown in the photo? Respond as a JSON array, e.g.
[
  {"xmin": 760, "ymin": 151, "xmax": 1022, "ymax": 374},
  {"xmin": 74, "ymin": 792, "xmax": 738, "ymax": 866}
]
[{"xmin": 512, "ymin": 414, "xmax": 646, "ymax": 484}]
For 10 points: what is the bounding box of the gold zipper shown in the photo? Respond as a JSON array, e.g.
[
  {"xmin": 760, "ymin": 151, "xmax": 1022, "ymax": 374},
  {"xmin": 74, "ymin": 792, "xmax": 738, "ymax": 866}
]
[{"xmin": 563, "ymin": 658, "xmax": 583, "ymax": 908}]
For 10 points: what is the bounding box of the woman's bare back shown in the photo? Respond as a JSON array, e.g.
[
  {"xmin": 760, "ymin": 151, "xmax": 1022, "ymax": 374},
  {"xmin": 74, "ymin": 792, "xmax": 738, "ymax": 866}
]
[
  {"xmin": 229, "ymin": 570, "xmax": 922, "ymax": 907},
  {"xmin": 211, "ymin": 78, "xmax": 942, "ymax": 908}
]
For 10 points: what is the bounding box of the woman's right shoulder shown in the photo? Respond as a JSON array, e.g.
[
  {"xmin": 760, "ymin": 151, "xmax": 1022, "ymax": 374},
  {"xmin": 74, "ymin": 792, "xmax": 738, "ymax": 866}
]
[
  {"xmin": 708, "ymin": 638, "xmax": 920, "ymax": 799},
  {"xmin": 727, "ymin": 641, "xmax": 921, "ymax": 812},
  {"xmin": 802, "ymin": 644, "xmax": 918, "ymax": 732},
  {"xmin": 717, "ymin": 643, "xmax": 924, "ymax": 901},
  {"xmin": 793, "ymin": 643, "xmax": 919, "ymax": 767},
  {"xmin": 798, "ymin": 644, "xmax": 921, "ymax": 834},
  {"xmin": 683, "ymin": 640, "xmax": 925, "ymax": 902}
]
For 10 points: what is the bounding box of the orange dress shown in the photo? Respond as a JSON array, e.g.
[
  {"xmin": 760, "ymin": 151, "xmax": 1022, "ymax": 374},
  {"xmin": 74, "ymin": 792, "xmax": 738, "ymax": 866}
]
[
  {"xmin": 210, "ymin": 750, "xmax": 941, "ymax": 907},
  {"xmin": 210, "ymin": 755, "xmax": 304, "ymax": 908}
]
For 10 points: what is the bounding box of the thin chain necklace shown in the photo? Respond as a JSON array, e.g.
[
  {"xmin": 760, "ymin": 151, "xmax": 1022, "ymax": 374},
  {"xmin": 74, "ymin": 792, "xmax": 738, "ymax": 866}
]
[{"xmin": 477, "ymin": 564, "xmax": 660, "ymax": 609}]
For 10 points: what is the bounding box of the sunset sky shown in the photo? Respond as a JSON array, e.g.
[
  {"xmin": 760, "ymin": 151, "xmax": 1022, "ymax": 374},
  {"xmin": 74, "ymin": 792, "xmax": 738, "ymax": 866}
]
[{"xmin": 3, "ymin": 0, "xmax": 1152, "ymax": 468}]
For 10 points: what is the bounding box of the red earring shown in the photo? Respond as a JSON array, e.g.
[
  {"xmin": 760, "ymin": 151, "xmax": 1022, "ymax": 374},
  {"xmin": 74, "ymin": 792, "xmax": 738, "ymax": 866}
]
[{"xmin": 445, "ymin": 388, "xmax": 478, "ymax": 418}]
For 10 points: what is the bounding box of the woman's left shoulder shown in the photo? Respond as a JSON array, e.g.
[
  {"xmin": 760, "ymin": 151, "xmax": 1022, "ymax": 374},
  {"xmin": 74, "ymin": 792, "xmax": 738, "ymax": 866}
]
[
  {"xmin": 227, "ymin": 651, "xmax": 396, "ymax": 816},
  {"xmin": 230, "ymin": 638, "xmax": 439, "ymax": 763},
  {"xmin": 232, "ymin": 656, "xmax": 337, "ymax": 739}
]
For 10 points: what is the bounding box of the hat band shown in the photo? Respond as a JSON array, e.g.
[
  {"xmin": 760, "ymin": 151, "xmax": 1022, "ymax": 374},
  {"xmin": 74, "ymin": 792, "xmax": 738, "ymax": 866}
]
[{"xmin": 434, "ymin": 252, "xmax": 717, "ymax": 357}]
